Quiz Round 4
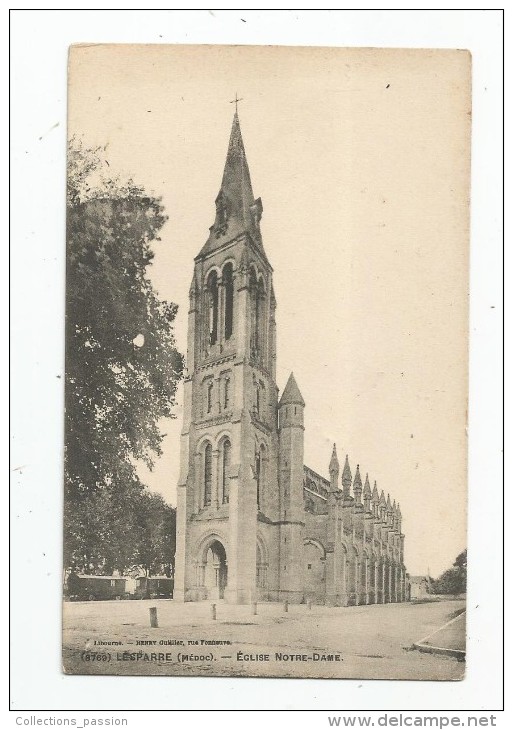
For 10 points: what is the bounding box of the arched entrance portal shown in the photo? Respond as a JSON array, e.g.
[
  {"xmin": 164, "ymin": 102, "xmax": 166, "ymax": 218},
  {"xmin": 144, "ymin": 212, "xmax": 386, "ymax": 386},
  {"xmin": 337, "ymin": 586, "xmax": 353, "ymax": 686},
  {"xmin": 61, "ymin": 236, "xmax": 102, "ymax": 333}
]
[{"xmin": 203, "ymin": 540, "xmax": 228, "ymax": 600}]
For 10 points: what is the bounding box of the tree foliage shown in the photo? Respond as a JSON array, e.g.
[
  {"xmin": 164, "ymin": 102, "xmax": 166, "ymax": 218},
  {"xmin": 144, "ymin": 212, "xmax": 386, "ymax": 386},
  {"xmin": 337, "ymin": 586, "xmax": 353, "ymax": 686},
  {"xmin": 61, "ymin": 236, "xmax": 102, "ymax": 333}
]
[
  {"xmin": 135, "ymin": 492, "xmax": 176, "ymax": 577},
  {"xmin": 431, "ymin": 550, "xmax": 467, "ymax": 595},
  {"xmin": 64, "ymin": 138, "xmax": 183, "ymax": 574}
]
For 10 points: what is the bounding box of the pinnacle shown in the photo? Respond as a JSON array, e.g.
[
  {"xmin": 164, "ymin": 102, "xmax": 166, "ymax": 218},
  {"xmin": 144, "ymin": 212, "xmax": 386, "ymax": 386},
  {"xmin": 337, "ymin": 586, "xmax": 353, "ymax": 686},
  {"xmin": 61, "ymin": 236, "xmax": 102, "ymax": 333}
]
[
  {"xmin": 342, "ymin": 454, "xmax": 352, "ymax": 486},
  {"xmin": 329, "ymin": 443, "xmax": 340, "ymax": 473}
]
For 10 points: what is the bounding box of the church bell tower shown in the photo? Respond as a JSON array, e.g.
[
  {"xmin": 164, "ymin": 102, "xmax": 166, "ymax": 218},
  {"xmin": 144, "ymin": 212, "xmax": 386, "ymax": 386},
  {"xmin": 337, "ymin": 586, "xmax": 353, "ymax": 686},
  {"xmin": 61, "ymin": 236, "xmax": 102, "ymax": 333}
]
[{"xmin": 174, "ymin": 110, "xmax": 281, "ymax": 604}]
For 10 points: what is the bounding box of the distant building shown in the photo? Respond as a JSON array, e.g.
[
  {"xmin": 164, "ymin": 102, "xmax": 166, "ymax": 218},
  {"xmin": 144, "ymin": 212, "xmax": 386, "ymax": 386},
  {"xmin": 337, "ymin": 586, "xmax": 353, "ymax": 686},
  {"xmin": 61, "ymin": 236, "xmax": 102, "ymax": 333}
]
[
  {"xmin": 174, "ymin": 111, "xmax": 407, "ymax": 606},
  {"xmin": 409, "ymin": 575, "xmax": 430, "ymax": 600}
]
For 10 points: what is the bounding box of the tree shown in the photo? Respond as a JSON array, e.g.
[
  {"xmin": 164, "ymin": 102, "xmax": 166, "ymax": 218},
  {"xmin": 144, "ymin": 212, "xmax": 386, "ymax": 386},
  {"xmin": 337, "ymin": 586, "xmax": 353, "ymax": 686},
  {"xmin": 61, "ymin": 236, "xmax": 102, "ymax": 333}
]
[
  {"xmin": 432, "ymin": 550, "xmax": 467, "ymax": 595},
  {"xmin": 64, "ymin": 138, "xmax": 183, "ymax": 574},
  {"xmin": 134, "ymin": 492, "xmax": 176, "ymax": 577}
]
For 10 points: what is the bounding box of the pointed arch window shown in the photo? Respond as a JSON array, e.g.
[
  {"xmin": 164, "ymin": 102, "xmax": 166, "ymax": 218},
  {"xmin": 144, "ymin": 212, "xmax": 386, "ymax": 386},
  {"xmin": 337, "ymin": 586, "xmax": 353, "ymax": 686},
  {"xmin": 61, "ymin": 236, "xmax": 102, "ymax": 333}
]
[
  {"xmin": 221, "ymin": 439, "xmax": 231, "ymax": 504},
  {"xmin": 223, "ymin": 263, "xmax": 234, "ymax": 340},
  {"xmin": 206, "ymin": 271, "xmax": 218, "ymax": 345},
  {"xmin": 204, "ymin": 443, "xmax": 213, "ymax": 507}
]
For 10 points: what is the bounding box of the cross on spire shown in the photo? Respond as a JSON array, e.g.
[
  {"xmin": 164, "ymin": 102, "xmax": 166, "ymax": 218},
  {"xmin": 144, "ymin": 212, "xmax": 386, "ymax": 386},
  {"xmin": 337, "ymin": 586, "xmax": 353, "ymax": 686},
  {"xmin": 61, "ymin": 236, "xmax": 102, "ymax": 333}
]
[{"xmin": 230, "ymin": 92, "xmax": 243, "ymax": 114}]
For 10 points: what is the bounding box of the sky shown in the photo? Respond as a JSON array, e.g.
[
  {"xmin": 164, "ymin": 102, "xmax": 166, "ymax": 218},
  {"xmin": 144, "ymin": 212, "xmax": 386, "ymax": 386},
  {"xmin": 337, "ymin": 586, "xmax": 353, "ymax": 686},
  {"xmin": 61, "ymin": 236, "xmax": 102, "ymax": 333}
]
[{"xmin": 68, "ymin": 44, "xmax": 471, "ymax": 578}]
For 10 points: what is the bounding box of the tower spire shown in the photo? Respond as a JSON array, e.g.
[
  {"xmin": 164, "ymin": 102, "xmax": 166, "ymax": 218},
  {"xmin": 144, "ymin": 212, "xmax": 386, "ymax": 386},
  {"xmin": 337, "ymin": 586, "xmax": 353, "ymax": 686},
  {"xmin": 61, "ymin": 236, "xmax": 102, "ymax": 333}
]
[
  {"xmin": 197, "ymin": 109, "xmax": 264, "ymax": 258},
  {"xmin": 220, "ymin": 110, "xmax": 254, "ymax": 207}
]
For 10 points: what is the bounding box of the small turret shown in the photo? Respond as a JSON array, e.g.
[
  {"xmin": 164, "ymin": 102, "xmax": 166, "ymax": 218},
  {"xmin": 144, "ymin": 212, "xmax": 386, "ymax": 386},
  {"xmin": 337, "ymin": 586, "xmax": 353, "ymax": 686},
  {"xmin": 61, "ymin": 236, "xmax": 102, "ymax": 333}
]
[
  {"xmin": 329, "ymin": 443, "xmax": 340, "ymax": 492},
  {"xmin": 353, "ymin": 464, "xmax": 363, "ymax": 504},
  {"xmin": 342, "ymin": 455, "xmax": 352, "ymax": 500},
  {"xmin": 278, "ymin": 372, "xmax": 305, "ymax": 524},
  {"xmin": 278, "ymin": 369, "xmax": 305, "ymax": 597}
]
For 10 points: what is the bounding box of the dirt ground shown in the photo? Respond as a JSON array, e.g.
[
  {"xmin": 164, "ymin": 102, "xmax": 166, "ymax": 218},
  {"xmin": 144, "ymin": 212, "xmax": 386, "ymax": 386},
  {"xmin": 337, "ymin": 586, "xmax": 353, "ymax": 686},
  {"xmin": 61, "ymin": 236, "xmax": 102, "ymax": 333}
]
[
  {"xmin": 62, "ymin": 598, "xmax": 466, "ymax": 680},
  {"xmin": 421, "ymin": 610, "xmax": 466, "ymax": 652}
]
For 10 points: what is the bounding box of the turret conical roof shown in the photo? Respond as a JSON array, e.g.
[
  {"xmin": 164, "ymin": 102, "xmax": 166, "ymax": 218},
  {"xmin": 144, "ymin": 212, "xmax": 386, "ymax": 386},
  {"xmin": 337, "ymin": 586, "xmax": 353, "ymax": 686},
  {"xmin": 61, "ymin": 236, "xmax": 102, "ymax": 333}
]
[
  {"xmin": 353, "ymin": 464, "xmax": 362, "ymax": 490},
  {"xmin": 279, "ymin": 372, "xmax": 305, "ymax": 407},
  {"xmin": 363, "ymin": 473, "xmax": 372, "ymax": 496}
]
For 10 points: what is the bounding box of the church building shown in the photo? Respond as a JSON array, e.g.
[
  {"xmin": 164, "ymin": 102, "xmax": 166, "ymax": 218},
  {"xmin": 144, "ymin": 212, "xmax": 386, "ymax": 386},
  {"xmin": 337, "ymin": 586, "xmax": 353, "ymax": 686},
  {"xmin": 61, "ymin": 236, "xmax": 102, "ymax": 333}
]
[{"xmin": 174, "ymin": 111, "xmax": 407, "ymax": 606}]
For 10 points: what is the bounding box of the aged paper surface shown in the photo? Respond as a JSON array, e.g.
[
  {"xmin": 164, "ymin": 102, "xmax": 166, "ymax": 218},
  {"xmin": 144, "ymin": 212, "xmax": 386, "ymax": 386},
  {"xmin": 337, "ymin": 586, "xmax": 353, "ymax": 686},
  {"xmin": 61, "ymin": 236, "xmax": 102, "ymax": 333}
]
[{"xmin": 63, "ymin": 44, "xmax": 470, "ymax": 679}]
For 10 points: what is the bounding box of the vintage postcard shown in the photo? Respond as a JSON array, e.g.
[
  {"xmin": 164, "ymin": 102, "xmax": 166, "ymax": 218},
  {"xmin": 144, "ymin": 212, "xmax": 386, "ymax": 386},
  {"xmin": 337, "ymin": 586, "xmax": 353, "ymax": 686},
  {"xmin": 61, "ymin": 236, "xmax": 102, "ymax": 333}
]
[{"xmin": 63, "ymin": 44, "xmax": 470, "ymax": 679}]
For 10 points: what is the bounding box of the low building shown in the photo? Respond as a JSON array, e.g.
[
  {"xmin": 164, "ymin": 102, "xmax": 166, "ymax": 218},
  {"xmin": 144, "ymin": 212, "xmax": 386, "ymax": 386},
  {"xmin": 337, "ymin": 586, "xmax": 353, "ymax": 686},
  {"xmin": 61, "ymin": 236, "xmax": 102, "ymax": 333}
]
[{"xmin": 409, "ymin": 575, "xmax": 430, "ymax": 600}]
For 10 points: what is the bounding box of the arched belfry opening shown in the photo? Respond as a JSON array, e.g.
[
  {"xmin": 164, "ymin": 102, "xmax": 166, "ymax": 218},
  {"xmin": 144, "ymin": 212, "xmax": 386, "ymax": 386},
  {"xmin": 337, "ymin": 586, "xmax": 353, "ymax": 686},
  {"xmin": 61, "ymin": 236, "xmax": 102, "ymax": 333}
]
[
  {"xmin": 206, "ymin": 270, "xmax": 219, "ymax": 346},
  {"xmin": 256, "ymin": 277, "xmax": 265, "ymax": 360},
  {"xmin": 249, "ymin": 267, "xmax": 266, "ymax": 363},
  {"xmin": 222, "ymin": 262, "xmax": 234, "ymax": 340}
]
